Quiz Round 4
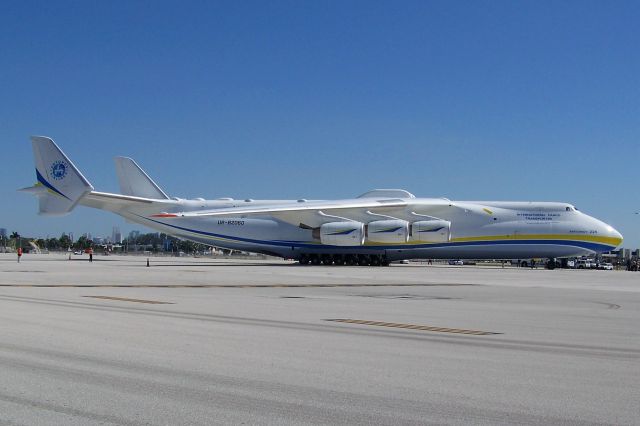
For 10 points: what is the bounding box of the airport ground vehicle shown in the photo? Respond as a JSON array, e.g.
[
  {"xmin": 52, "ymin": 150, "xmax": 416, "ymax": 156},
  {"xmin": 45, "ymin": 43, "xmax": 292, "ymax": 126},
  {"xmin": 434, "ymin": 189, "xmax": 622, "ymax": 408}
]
[
  {"xmin": 576, "ymin": 259, "xmax": 597, "ymax": 269},
  {"xmin": 597, "ymin": 262, "xmax": 614, "ymax": 270},
  {"xmin": 21, "ymin": 136, "xmax": 624, "ymax": 266}
]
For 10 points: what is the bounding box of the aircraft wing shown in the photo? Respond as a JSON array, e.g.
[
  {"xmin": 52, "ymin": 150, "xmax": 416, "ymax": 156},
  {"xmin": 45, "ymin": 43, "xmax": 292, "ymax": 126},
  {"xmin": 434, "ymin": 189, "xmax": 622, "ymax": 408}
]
[{"xmin": 152, "ymin": 198, "xmax": 459, "ymax": 227}]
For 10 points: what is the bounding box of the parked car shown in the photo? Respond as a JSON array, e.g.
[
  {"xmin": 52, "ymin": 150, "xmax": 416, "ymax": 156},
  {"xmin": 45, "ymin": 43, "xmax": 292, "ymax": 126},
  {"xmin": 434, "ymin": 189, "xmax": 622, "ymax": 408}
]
[
  {"xmin": 597, "ymin": 262, "xmax": 614, "ymax": 270},
  {"xmin": 448, "ymin": 259, "xmax": 464, "ymax": 265},
  {"xmin": 576, "ymin": 260, "xmax": 593, "ymax": 269}
]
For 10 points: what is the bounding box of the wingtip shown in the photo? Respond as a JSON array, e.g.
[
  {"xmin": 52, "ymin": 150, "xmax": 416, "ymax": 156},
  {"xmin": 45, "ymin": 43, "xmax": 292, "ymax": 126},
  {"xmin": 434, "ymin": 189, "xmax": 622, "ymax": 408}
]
[{"xmin": 30, "ymin": 135, "xmax": 53, "ymax": 143}]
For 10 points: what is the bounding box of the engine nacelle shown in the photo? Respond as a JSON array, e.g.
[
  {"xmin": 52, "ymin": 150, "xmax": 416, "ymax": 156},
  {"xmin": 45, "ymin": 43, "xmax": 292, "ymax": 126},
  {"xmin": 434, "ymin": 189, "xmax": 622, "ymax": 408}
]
[
  {"xmin": 366, "ymin": 220, "xmax": 409, "ymax": 243},
  {"xmin": 411, "ymin": 220, "xmax": 451, "ymax": 242},
  {"xmin": 319, "ymin": 221, "xmax": 365, "ymax": 246}
]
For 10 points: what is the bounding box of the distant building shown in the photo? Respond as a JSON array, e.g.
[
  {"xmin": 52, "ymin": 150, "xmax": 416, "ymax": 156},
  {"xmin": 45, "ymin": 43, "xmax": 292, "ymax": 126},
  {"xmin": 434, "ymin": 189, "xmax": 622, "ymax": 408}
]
[
  {"xmin": 128, "ymin": 230, "xmax": 140, "ymax": 240},
  {"xmin": 0, "ymin": 228, "xmax": 6, "ymax": 238},
  {"xmin": 112, "ymin": 226, "xmax": 122, "ymax": 244}
]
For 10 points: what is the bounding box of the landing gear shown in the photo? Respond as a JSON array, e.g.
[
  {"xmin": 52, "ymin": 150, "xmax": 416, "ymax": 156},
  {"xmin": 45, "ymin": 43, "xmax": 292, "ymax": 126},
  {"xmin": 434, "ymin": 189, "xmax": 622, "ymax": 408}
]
[
  {"xmin": 546, "ymin": 258, "xmax": 556, "ymax": 270},
  {"xmin": 297, "ymin": 253, "xmax": 389, "ymax": 266},
  {"xmin": 321, "ymin": 254, "xmax": 333, "ymax": 265}
]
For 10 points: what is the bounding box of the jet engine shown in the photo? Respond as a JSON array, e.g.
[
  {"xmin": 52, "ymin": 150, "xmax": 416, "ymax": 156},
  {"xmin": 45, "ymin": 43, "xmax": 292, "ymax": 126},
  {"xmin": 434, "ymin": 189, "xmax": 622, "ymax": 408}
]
[
  {"xmin": 366, "ymin": 220, "xmax": 410, "ymax": 243},
  {"xmin": 319, "ymin": 221, "xmax": 365, "ymax": 246},
  {"xmin": 411, "ymin": 220, "xmax": 451, "ymax": 242}
]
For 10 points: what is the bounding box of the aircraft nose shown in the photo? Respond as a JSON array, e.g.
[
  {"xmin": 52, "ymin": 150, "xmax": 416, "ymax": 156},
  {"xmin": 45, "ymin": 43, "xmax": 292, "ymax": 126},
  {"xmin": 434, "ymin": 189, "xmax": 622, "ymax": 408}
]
[{"xmin": 603, "ymin": 223, "xmax": 623, "ymax": 248}]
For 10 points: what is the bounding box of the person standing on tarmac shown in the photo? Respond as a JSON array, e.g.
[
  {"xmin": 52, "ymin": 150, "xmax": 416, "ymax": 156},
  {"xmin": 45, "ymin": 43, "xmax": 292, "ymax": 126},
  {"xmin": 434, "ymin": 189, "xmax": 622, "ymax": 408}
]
[
  {"xmin": 89, "ymin": 247, "xmax": 93, "ymax": 263},
  {"xmin": 17, "ymin": 247, "xmax": 22, "ymax": 263}
]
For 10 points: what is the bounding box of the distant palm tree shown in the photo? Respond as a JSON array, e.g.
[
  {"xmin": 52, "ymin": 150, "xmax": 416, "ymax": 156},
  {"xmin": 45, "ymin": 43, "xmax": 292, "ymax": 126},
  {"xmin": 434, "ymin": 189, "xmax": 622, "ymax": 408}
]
[{"xmin": 10, "ymin": 231, "xmax": 20, "ymax": 239}]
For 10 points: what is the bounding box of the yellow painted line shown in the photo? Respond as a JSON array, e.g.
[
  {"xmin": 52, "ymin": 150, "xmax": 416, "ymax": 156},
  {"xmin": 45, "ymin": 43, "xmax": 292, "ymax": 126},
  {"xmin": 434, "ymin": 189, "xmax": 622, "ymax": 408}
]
[
  {"xmin": 325, "ymin": 319, "xmax": 500, "ymax": 335},
  {"xmin": 82, "ymin": 296, "xmax": 174, "ymax": 304}
]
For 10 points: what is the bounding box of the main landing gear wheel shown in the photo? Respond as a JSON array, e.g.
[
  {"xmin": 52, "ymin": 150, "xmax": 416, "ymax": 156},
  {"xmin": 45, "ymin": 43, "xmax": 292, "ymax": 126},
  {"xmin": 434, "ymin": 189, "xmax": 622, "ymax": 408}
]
[{"xmin": 298, "ymin": 253, "xmax": 388, "ymax": 266}]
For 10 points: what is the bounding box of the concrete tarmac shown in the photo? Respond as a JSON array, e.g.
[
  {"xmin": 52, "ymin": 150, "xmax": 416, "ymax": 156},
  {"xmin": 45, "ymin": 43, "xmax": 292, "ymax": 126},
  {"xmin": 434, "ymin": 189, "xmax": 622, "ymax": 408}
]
[{"xmin": 1, "ymin": 253, "xmax": 639, "ymax": 425}]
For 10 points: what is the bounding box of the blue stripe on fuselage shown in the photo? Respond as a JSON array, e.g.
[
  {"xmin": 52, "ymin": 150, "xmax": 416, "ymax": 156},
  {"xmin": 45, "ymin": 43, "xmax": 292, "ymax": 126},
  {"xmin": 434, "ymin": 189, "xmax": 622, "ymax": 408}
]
[{"xmin": 135, "ymin": 214, "xmax": 614, "ymax": 253}]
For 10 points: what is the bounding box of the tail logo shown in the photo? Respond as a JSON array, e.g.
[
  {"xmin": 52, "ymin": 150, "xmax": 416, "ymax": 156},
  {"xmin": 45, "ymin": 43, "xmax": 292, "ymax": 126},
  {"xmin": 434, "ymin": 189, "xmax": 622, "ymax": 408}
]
[{"xmin": 51, "ymin": 160, "xmax": 68, "ymax": 180}]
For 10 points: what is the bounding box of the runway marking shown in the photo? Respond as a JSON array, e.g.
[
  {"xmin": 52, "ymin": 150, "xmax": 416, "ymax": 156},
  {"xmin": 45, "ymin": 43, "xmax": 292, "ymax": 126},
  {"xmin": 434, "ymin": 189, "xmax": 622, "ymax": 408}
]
[
  {"xmin": 82, "ymin": 296, "xmax": 174, "ymax": 304},
  {"xmin": 593, "ymin": 301, "xmax": 621, "ymax": 310},
  {"xmin": 0, "ymin": 283, "xmax": 474, "ymax": 288},
  {"xmin": 325, "ymin": 319, "xmax": 501, "ymax": 335}
]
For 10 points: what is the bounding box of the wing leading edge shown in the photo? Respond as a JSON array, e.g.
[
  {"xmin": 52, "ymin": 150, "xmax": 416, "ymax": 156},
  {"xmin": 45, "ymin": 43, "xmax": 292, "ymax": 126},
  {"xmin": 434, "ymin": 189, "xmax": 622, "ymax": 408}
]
[{"xmin": 150, "ymin": 198, "xmax": 460, "ymax": 228}]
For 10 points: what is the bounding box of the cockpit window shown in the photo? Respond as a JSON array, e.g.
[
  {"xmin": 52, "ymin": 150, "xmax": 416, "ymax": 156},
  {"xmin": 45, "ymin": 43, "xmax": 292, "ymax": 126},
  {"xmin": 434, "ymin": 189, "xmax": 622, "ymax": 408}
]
[
  {"xmin": 566, "ymin": 207, "xmax": 571, "ymax": 211},
  {"xmin": 566, "ymin": 206, "xmax": 578, "ymax": 212}
]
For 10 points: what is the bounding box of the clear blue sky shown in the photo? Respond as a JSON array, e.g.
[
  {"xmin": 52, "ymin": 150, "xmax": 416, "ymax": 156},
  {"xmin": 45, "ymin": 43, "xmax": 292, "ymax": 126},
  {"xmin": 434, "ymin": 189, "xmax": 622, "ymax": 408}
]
[{"xmin": 2, "ymin": 1, "xmax": 639, "ymax": 247}]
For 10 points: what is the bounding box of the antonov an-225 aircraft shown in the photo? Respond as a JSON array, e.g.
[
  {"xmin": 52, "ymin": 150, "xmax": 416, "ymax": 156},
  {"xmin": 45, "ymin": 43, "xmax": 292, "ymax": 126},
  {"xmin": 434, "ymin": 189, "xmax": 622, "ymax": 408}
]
[{"xmin": 21, "ymin": 136, "xmax": 623, "ymax": 266}]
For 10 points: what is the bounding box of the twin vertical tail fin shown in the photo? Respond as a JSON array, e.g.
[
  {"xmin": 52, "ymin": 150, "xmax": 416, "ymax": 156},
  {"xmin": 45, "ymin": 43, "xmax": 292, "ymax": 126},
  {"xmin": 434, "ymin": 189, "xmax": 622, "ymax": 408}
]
[
  {"xmin": 20, "ymin": 136, "xmax": 94, "ymax": 215},
  {"xmin": 114, "ymin": 157, "xmax": 170, "ymax": 200}
]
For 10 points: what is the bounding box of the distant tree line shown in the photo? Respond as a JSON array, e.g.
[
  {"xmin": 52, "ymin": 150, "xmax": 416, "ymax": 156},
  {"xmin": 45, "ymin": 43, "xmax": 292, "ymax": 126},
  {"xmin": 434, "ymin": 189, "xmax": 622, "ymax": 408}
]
[
  {"xmin": 124, "ymin": 232, "xmax": 204, "ymax": 254},
  {"xmin": 16, "ymin": 233, "xmax": 77, "ymax": 251},
  {"xmin": 3, "ymin": 232, "xmax": 206, "ymax": 254}
]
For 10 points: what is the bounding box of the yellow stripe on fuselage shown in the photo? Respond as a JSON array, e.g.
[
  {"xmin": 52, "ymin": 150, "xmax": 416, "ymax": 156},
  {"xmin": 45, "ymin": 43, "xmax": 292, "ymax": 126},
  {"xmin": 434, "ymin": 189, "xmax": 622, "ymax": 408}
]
[
  {"xmin": 452, "ymin": 234, "xmax": 622, "ymax": 246},
  {"xmin": 362, "ymin": 233, "xmax": 621, "ymax": 247}
]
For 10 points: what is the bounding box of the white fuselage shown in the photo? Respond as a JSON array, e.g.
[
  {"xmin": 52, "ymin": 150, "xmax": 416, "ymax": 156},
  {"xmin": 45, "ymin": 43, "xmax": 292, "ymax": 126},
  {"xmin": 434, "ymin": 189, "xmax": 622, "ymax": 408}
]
[{"xmin": 81, "ymin": 194, "xmax": 623, "ymax": 261}]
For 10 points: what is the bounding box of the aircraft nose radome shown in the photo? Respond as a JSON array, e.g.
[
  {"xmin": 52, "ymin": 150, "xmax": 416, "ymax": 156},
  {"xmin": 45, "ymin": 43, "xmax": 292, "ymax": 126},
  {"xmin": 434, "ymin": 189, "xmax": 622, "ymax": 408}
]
[
  {"xmin": 611, "ymin": 227, "xmax": 623, "ymax": 246},
  {"xmin": 604, "ymin": 223, "xmax": 623, "ymax": 248}
]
